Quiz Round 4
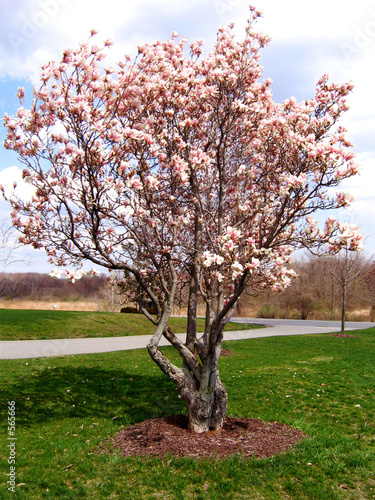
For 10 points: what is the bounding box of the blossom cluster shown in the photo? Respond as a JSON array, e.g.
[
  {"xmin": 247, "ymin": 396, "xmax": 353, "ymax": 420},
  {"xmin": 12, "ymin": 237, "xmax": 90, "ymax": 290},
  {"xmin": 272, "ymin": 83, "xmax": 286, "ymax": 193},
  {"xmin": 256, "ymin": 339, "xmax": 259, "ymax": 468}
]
[
  {"xmin": 333, "ymin": 224, "xmax": 363, "ymax": 252},
  {"xmin": 49, "ymin": 268, "xmax": 100, "ymax": 283}
]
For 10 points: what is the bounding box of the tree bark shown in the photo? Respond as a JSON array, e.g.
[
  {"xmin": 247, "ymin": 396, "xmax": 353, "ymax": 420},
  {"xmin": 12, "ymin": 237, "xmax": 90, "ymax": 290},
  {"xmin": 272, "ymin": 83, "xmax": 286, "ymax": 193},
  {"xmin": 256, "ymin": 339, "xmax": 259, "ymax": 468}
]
[
  {"xmin": 147, "ymin": 312, "xmax": 229, "ymax": 433},
  {"xmin": 341, "ymin": 279, "xmax": 347, "ymax": 334},
  {"xmin": 148, "ymin": 337, "xmax": 228, "ymax": 433},
  {"xmin": 186, "ymin": 264, "xmax": 199, "ymax": 352},
  {"xmin": 186, "ymin": 320, "xmax": 228, "ymax": 432},
  {"xmin": 187, "ymin": 375, "xmax": 228, "ymax": 433}
]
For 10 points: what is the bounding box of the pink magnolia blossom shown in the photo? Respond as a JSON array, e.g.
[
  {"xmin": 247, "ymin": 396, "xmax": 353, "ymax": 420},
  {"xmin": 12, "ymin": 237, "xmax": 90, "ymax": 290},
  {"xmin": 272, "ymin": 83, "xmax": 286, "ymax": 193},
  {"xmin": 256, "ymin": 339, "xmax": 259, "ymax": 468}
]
[
  {"xmin": 336, "ymin": 224, "xmax": 363, "ymax": 250},
  {"xmin": 212, "ymin": 271, "xmax": 224, "ymax": 282},
  {"xmin": 225, "ymin": 226, "xmax": 242, "ymax": 242},
  {"xmin": 49, "ymin": 268, "xmax": 62, "ymax": 278},
  {"xmin": 127, "ymin": 176, "xmax": 143, "ymax": 190},
  {"xmin": 336, "ymin": 191, "xmax": 355, "ymax": 207},
  {"xmin": 145, "ymin": 176, "xmax": 160, "ymax": 190},
  {"xmin": 231, "ymin": 261, "xmax": 244, "ymax": 280}
]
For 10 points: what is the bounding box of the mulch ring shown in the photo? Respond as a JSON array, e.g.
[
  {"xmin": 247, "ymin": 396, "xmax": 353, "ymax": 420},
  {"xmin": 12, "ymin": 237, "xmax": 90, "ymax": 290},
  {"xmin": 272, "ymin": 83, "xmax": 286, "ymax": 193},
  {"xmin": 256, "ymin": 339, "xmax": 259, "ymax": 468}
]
[
  {"xmin": 110, "ymin": 415, "xmax": 307, "ymax": 459},
  {"xmin": 330, "ymin": 333, "xmax": 357, "ymax": 338}
]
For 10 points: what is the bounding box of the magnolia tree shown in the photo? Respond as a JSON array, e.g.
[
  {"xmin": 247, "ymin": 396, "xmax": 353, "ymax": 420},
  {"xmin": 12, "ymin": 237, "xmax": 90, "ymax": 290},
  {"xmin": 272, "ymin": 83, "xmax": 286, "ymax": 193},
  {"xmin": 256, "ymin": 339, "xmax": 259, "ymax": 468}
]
[{"xmin": 2, "ymin": 7, "xmax": 362, "ymax": 432}]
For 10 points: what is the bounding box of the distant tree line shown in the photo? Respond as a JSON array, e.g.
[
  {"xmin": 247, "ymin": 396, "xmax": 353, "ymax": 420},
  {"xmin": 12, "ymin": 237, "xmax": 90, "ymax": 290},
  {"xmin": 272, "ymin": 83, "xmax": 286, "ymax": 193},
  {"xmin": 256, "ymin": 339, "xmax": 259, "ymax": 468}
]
[
  {"xmin": 1, "ymin": 252, "xmax": 375, "ymax": 324},
  {"xmin": 0, "ymin": 272, "xmax": 107, "ymax": 302},
  {"xmin": 245, "ymin": 252, "xmax": 375, "ymax": 323}
]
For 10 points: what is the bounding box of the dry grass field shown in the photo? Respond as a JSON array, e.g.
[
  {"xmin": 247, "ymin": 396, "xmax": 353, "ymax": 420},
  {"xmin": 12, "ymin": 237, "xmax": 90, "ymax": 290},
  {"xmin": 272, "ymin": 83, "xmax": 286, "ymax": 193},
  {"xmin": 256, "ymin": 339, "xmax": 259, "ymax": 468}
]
[
  {"xmin": 0, "ymin": 299, "xmax": 371, "ymax": 322},
  {"xmin": 0, "ymin": 299, "xmax": 99, "ymax": 311}
]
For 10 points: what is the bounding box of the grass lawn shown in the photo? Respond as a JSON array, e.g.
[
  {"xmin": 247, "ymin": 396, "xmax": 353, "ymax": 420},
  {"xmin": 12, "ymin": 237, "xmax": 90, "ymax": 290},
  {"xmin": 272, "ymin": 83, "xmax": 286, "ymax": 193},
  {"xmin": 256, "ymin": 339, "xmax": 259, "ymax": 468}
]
[
  {"xmin": 0, "ymin": 309, "xmax": 260, "ymax": 341},
  {"xmin": 1, "ymin": 329, "xmax": 375, "ymax": 499}
]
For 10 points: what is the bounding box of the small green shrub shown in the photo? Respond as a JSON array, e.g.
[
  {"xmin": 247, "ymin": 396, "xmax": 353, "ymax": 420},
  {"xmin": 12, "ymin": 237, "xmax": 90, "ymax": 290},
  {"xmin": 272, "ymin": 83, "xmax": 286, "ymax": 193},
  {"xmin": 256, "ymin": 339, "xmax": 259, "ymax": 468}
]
[
  {"xmin": 257, "ymin": 304, "xmax": 279, "ymax": 318},
  {"xmin": 120, "ymin": 306, "xmax": 139, "ymax": 314}
]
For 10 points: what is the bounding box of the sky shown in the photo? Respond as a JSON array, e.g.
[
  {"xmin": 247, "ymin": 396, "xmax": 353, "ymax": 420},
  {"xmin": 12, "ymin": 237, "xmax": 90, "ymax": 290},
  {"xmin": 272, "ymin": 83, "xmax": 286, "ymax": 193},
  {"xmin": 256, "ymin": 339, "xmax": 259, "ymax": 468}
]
[{"xmin": 0, "ymin": 0, "xmax": 374, "ymax": 273}]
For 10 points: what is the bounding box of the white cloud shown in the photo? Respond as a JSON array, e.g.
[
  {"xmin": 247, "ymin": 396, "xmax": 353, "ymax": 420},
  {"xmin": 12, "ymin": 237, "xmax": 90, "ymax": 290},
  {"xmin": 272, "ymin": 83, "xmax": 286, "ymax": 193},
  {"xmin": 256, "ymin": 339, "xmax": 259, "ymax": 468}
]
[
  {"xmin": 335, "ymin": 155, "xmax": 375, "ymax": 254},
  {"xmin": 340, "ymin": 156, "xmax": 375, "ymax": 202},
  {"xmin": 253, "ymin": 0, "xmax": 375, "ymax": 40},
  {"xmin": 0, "ymin": 0, "xmax": 209, "ymax": 81},
  {"xmin": 0, "ymin": 165, "xmax": 36, "ymax": 201}
]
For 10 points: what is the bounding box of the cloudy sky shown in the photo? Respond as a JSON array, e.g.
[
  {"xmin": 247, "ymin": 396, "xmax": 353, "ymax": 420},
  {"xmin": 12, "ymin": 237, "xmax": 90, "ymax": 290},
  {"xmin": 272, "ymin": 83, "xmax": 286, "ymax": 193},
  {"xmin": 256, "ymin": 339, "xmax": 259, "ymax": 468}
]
[{"xmin": 0, "ymin": 0, "xmax": 374, "ymax": 272}]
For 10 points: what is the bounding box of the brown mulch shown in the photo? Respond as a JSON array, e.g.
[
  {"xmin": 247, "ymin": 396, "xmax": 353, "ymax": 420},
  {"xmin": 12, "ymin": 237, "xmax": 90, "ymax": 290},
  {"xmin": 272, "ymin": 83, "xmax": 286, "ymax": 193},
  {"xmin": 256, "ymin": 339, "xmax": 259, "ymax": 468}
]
[
  {"xmin": 220, "ymin": 349, "xmax": 236, "ymax": 356},
  {"xmin": 111, "ymin": 414, "xmax": 307, "ymax": 460},
  {"xmin": 330, "ymin": 333, "xmax": 357, "ymax": 338}
]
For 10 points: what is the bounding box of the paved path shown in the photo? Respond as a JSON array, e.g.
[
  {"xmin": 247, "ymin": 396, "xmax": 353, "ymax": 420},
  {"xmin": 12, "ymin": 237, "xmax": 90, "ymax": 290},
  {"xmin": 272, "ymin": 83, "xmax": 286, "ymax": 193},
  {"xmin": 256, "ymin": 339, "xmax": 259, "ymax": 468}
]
[{"xmin": 0, "ymin": 318, "xmax": 373, "ymax": 360}]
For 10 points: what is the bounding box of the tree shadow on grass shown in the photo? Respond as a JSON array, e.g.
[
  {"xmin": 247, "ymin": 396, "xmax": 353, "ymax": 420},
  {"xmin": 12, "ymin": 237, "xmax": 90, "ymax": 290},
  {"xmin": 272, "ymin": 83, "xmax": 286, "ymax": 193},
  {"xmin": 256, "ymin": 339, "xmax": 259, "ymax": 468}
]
[{"xmin": 4, "ymin": 366, "xmax": 186, "ymax": 428}]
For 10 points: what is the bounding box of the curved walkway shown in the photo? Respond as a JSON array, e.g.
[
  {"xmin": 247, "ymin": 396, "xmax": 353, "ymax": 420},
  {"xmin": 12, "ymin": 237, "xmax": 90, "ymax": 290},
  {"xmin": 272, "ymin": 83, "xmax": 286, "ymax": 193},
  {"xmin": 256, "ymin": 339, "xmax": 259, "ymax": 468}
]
[{"xmin": 0, "ymin": 319, "xmax": 373, "ymax": 360}]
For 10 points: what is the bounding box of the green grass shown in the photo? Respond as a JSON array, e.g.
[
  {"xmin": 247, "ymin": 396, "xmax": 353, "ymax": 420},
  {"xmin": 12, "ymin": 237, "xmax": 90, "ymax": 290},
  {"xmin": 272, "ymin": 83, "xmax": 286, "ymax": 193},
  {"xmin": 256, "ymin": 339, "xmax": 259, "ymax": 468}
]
[
  {"xmin": 1, "ymin": 329, "xmax": 375, "ymax": 499},
  {"xmin": 0, "ymin": 309, "xmax": 259, "ymax": 341}
]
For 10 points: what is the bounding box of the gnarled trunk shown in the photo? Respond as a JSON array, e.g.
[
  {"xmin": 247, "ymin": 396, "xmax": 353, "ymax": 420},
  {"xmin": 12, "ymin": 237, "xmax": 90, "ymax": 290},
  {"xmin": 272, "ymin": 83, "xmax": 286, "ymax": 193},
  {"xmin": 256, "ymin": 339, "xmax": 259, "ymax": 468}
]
[
  {"xmin": 187, "ymin": 374, "xmax": 228, "ymax": 433},
  {"xmin": 147, "ymin": 322, "xmax": 229, "ymax": 433},
  {"xmin": 147, "ymin": 338, "xmax": 229, "ymax": 433}
]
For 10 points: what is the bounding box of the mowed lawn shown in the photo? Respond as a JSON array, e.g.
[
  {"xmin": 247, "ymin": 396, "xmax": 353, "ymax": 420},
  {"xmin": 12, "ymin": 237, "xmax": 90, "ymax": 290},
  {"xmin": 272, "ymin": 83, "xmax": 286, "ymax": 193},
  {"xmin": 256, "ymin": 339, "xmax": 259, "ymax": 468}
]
[
  {"xmin": 0, "ymin": 328, "xmax": 374, "ymax": 499},
  {"xmin": 0, "ymin": 309, "xmax": 259, "ymax": 341}
]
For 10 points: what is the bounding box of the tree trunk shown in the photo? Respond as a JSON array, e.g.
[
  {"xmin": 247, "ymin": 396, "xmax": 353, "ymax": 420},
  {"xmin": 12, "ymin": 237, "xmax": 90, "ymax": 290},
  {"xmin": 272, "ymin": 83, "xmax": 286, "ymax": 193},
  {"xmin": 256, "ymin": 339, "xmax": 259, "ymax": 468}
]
[
  {"xmin": 371, "ymin": 300, "xmax": 375, "ymax": 323},
  {"xmin": 186, "ymin": 264, "xmax": 199, "ymax": 352},
  {"xmin": 148, "ymin": 340, "xmax": 228, "ymax": 433},
  {"xmin": 186, "ymin": 371, "xmax": 228, "ymax": 433},
  {"xmin": 185, "ymin": 326, "xmax": 228, "ymax": 433},
  {"xmin": 148, "ymin": 316, "xmax": 229, "ymax": 433},
  {"xmin": 341, "ymin": 280, "xmax": 347, "ymax": 334}
]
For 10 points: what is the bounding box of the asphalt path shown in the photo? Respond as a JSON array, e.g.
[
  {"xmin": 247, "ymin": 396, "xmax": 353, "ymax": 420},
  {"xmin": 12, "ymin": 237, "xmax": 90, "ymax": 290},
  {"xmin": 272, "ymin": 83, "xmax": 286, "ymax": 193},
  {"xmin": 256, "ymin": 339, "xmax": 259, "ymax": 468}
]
[{"xmin": 0, "ymin": 318, "xmax": 373, "ymax": 360}]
